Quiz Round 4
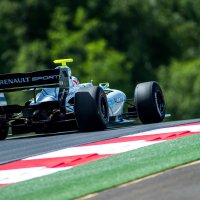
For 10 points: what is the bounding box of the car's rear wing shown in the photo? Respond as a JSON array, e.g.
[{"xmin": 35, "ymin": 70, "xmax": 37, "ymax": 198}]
[{"xmin": 0, "ymin": 69, "xmax": 60, "ymax": 92}]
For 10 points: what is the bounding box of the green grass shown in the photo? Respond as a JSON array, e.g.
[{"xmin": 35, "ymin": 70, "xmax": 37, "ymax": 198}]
[{"xmin": 1, "ymin": 134, "xmax": 200, "ymax": 200}]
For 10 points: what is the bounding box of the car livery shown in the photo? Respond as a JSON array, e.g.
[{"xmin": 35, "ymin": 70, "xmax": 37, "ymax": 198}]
[{"xmin": 0, "ymin": 58, "xmax": 165, "ymax": 140}]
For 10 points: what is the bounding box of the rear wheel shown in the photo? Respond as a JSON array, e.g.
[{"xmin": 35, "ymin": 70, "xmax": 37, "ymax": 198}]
[
  {"xmin": 0, "ymin": 123, "xmax": 8, "ymax": 140},
  {"xmin": 134, "ymin": 81, "xmax": 165, "ymax": 124},
  {"xmin": 75, "ymin": 86, "xmax": 109, "ymax": 131}
]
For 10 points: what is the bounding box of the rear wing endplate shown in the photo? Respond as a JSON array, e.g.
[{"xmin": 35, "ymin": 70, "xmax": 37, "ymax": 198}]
[{"xmin": 0, "ymin": 69, "xmax": 60, "ymax": 92}]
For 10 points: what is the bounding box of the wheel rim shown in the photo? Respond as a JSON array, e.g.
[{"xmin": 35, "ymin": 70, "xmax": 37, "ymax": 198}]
[
  {"xmin": 154, "ymin": 91, "xmax": 164, "ymax": 116},
  {"xmin": 100, "ymin": 97, "xmax": 108, "ymax": 121}
]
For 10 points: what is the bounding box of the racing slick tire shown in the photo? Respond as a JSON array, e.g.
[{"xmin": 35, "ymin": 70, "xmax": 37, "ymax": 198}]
[
  {"xmin": 0, "ymin": 123, "xmax": 8, "ymax": 140},
  {"xmin": 75, "ymin": 86, "xmax": 109, "ymax": 131},
  {"xmin": 134, "ymin": 81, "xmax": 165, "ymax": 124}
]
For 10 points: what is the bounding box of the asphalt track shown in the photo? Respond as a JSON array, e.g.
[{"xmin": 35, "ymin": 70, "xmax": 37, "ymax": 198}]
[
  {"xmin": 91, "ymin": 161, "xmax": 200, "ymax": 200},
  {"xmin": 0, "ymin": 119, "xmax": 199, "ymax": 165},
  {"xmin": 1, "ymin": 118, "xmax": 200, "ymax": 200}
]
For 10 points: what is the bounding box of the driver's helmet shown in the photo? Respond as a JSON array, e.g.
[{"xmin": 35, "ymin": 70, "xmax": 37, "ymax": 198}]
[{"xmin": 72, "ymin": 76, "xmax": 80, "ymax": 86}]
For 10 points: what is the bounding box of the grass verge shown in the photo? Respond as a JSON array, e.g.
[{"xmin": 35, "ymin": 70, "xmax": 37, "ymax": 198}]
[{"xmin": 1, "ymin": 134, "xmax": 200, "ymax": 200}]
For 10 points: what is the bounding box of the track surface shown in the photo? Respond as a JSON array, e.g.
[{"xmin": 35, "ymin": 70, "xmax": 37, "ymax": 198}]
[
  {"xmin": 91, "ymin": 162, "xmax": 200, "ymax": 200},
  {"xmin": 1, "ymin": 119, "xmax": 200, "ymax": 200},
  {"xmin": 0, "ymin": 119, "xmax": 199, "ymax": 164}
]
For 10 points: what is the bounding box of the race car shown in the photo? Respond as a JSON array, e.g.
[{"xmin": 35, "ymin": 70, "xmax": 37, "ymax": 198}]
[{"xmin": 0, "ymin": 59, "xmax": 165, "ymax": 140}]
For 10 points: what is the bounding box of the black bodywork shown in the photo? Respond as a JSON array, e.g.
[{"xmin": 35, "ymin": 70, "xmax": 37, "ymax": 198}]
[{"xmin": 0, "ymin": 68, "xmax": 77, "ymax": 139}]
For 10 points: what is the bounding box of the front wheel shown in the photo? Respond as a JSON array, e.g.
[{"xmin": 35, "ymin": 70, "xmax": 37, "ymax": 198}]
[
  {"xmin": 134, "ymin": 81, "xmax": 165, "ymax": 124},
  {"xmin": 75, "ymin": 86, "xmax": 109, "ymax": 131}
]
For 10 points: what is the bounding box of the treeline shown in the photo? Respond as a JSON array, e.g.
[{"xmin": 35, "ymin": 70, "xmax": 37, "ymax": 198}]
[{"xmin": 1, "ymin": 0, "xmax": 200, "ymax": 119}]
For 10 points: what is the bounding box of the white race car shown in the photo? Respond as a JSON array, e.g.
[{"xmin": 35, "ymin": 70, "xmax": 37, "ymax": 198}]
[{"xmin": 0, "ymin": 59, "xmax": 165, "ymax": 140}]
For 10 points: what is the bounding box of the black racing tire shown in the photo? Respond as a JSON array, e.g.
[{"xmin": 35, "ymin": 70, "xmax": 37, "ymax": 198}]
[
  {"xmin": 75, "ymin": 86, "xmax": 109, "ymax": 131},
  {"xmin": 0, "ymin": 123, "xmax": 8, "ymax": 140},
  {"xmin": 134, "ymin": 81, "xmax": 165, "ymax": 124}
]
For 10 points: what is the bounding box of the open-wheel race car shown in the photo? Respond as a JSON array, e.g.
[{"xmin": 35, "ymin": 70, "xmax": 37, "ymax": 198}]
[{"xmin": 0, "ymin": 59, "xmax": 165, "ymax": 140}]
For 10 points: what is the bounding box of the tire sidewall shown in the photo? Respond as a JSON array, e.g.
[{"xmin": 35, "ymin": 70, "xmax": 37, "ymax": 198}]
[
  {"xmin": 135, "ymin": 81, "xmax": 165, "ymax": 124},
  {"xmin": 152, "ymin": 83, "xmax": 165, "ymax": 119},
  {"xmin": 95, "ymin": 87, "xmax": 109, "ymax": 126},
  {"xmin": 75, "ymin": 86, "xmax": 109, "ymax": 131}
]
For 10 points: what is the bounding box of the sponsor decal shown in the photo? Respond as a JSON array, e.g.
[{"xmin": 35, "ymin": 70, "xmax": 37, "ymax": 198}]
[
  {"xmin": 0, "ymin": 75, "xmax": 59, "ymax": 86},
  {"xmin": 0, "ymin": 77, "xmax": 30, "ymax": 85},
  {"xmin": 114, "ymin": 96, "xmax": 125, "ymax": 103},
  {"xmin": 32, "ymin": 75, "xmax": 59, "ymax": 82},
  {"xmin": 72, "ymin": 79, "xmax": 79, "ymax": 86}
]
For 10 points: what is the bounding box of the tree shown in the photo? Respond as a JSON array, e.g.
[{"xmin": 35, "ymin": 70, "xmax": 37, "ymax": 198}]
[
  {"xmin": 157, "ymin": 58, "xmax": 200, "ymax": 120},
  {"xmin": 1, "ymin": 0, "xmax": 200, "ymax": 119},
  {"xmin": 48, "ymin": 6, "xmax": 130, "ymax": 93}
]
